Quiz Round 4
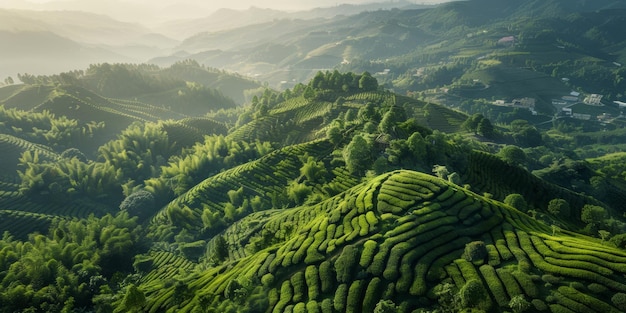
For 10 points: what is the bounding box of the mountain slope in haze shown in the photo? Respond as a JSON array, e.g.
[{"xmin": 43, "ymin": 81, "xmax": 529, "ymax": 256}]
[
  {"xmin": 0, "ymin": 9, "xmax": 179, "ymax": 78},
  {"xmin": 0, "ymin": 9, "xmax": 155, "ymax": 45},
  {"xmin": 155, "ymin": 1, "xmax": 433, "ymax": 38},
  {"xmin": 153, "ymin": 0, "xmax": 626, "ymax": 101},
  {"xmin": 0, "ymin": 30, "xmax": 134, "ymax": 78},
  {"xmin": 0, "ymin": 62, "xmax": 259, "ymax": 153}
]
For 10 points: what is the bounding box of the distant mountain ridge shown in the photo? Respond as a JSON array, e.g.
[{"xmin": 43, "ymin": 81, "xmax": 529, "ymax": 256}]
[{"xmin": 156, "ymin": 1, "xmax": 433, "ymax": 38}]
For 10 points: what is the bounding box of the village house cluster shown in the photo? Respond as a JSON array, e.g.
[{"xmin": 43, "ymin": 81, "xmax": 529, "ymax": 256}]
[{"xmin": 493, "ymin": 97, "xmax": 537, "ymax": 115}]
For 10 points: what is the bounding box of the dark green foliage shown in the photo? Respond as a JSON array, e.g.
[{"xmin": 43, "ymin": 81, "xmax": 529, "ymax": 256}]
[
  {"xmin": 499, "ymin": 145, "xmax": 527, "ymax": 166},
  {"xmin": 580, "ymin": 205, "xmax": 607, "ymax": 227},
  {"xmin": 480, "ymin": 264, "xmax": 509, "ymax": 307},
  {"xmin": 548, "ymin": 198, "xmax": 571, "ymax": 218},
  {"xmin": 477, "ymin": 118, "xmax": 495, "ymax": 138},
  {"xmin": 358, "ymin": 72, "xmax": 378, "ymax": 91},
  {"xmin": 334, "ymin": 245, "xmax": 359, "ymax": 283},
  {"xmin": 359, "ymin": 240, "xmax": 378, "ymax": 268},
  {"xmin": 343, "ymin": 134, "xmax": 372, "ymax": 174},
  {"xmin": 291, "ymin": 272, "xmax": 306, "ymax": 303},
  {"xmin": 0, "ymin": 212, "xmax": 141, "ymax": 312},
  {"xmin": 374, "ymin": 299, "xmax": 398, "ymax": 313},
  {"xmin": 463, "ymin": 241, "xmax": 488, "ymax": 263},
  {"xmin": 435, "ymin": 282, "xmax": 461, "ymax": 313},
  {"xmin": 363, "ymin": 278, "xmax": 383, "ymax": 312},
  {"xmin": 459, "ymin": 279, "xmax": 489, "ymax": 310},
  {"xmin": 319, "ymin": 261, "xmax": 335, "ymax": 294},
  {"xmin": 60, "ymin": 148, "xmax": 88, "ymax": 162},
  {"xmin": 612, "ymin": 293, "xmax": 626, "ymax": 311},
  {"xmin": 504, "ymin": 194, "xmax": 528, "ymax": 212},
  {"xmin": 119, "ymin": 190, "xmax": 156, "ymax": 222},
  {"xmin": 346, "ymin": 280, "xmax": 365, "ymax": 313},
  {"xmin": 509, "ymin": 295, "xmax": 531, "ymax": 313},
  {"xmin": 212, "ymin": 235, "xmax": 229, "ymax": 263},
  {"xmin": 120, "ymin": 285, "xmax": 146, "ymax": 312},
  {"xmin": 333, "ymin": 283, "xmax": 348, "ymax": 312},
  {"xmin": 305, "ymin": 266, "xmax": 320, "ymax": 300},
  {"xmin": 462, "ymin": 113, "xmax": 485, "ymax": 134}
]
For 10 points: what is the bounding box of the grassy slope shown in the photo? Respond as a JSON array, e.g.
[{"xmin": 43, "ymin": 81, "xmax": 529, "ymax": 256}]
[{"xmin": 138, "ymin": 170, "xmax": 626, "ymax": 313}]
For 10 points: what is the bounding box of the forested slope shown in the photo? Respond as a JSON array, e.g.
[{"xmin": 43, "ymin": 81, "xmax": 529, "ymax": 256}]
[{"xmin": 0, "ymin": 65, "xmax": 625, "ymax": 313}]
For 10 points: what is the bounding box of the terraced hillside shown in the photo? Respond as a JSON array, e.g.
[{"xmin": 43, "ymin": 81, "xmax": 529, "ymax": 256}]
[
  {"xmin": 136, "ymin": 170, "xmax": 626, "ymax": 312},
  {"xmin": 1, "ymin": 65, "xmax": 626, "ymax": 312}
]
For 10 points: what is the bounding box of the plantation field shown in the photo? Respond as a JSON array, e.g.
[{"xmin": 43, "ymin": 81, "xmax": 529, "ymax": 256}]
[
  {"xmin": 136, "ymin": 170, "xmax": 626, "ymax": 313},
  {"xmin": 458, "ymin": 65, "xmax": 570, "ymax": 102}
]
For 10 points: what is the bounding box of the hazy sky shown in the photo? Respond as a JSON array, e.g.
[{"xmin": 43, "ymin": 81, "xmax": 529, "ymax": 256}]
[{"xmin": 0, "ymin": 0, "xmax": 451, "ymax": 24}]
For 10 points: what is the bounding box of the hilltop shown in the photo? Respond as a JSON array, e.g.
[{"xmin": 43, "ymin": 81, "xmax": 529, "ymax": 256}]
[{"xmin": 0, "ymin": 62, "xmax": 625, "ymax": 312}]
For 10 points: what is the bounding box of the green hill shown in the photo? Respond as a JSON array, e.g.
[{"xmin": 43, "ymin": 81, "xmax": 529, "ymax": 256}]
[
  {"xmin": 136, "ymin": 170, "xmax": 626, "ymax": 313},
  {"xmin": 3, "ymin": 1, "xmax": 626, "ymax": 307}
]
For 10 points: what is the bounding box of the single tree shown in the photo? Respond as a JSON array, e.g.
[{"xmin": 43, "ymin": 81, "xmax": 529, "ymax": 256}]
[
  {"xmin": 581, "ymin": 205, "xmax": 607, "ymax": 227},
  {"xmin": 119, "ymin": 190, "xmax": 156, "ymax": 222},
  {"xmin": 343, "ymin": 135, "xmax": 372, "ymax": 174},
  {"xmin": 499, "ymin": 145, "xmax": 526, "ymax": 166},
  {"xmin": 212, "ymin": 235, "xmax": 229, "ymax": 262},
  {"xmin": 504, "ymin": 193, "xmax": 528, "ymax": 212},
  {"xmin": 477, "ymin": 118, "xmax": 495, "ymax": 138},
  {"xmin": 548, "ymin": 198, "xmax": 570, "ymax": 218},
  {"xmin": 359, "ymin": 71, "xmax": 378, "ymax": 91}
]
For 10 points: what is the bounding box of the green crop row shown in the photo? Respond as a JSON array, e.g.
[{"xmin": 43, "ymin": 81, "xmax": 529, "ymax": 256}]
[
  {"xmin": 559, "ymin": 286, "xmax": 621, "ymax": 313},
  {"xmin": 480, "ymin": 264, "xmax": 509, "ymax": 307},
  {"xmin": 542, "ymin": 239, "xmax": 626, "ymax": 272},
  {"xmin": 518, "ymin": 231, "xmax": 626, "ymax": 292}
]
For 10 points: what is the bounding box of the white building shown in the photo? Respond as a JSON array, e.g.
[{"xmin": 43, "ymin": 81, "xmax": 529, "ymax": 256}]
[{"xmin": 584, "ymin": 94, "xmax": 603, "ymax": 106}]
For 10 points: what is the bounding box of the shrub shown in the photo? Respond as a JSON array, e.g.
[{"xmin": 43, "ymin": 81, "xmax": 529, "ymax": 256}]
[
  {"xmin": 346, "ymin": 280, "xmax": 365, "ymax": 312},
  {"xmin": 569, "ymin": 281, "xmax": 585, "ymax": 291},
  {"xmin": 306, "ymin": 300, "xmax": 320, "ymax": 313},
  {"xmin": 504, "ymin": 194, "xmax": 528, "ymax": 212},
  {"xmin": 463, "ymin": 241, "xmax": 487, "ymax": 264},
  {"xmin": 291, "ymin": 272, "xmax": 306, "ymax": 303},
  {"xmin": 60, "ymin": 148, "xmax": 88, "ymax": 162},
  {"xmin": 581, "ymin": 205, "xmax": 607, "ymax": 226},
  {"xmin": 612, "ymin": 293, "xmax": 626, "ymax": 311},
  {"xmin": 374, "ymin": 299, "xmax": 398, "ymax": 313},
  {"xmin": 119, "ymin": 190, "xmax": 156, "ymax": 222},
  {"xmin": 509, "ymin": 295, "xmax": 531, "ymax": 313},
  {"xmin": 362, "ymin": 279, "xmax": 383, "ymax": 311},
  {"xmin": 261, "ymin": 274, "xmax": 275, "ymax": 286},
  {"xmin": 333, "ymin": 284, "xmax": 348, "ymax": 311},
  {"xmin": 479, "ymin": 265, "xmax": 508, "ymax": 307},
  {"xmin": 587, "ymin": 283, "xmax": 608, "ymax": 294},
  {"xmin": 121, "ymin": 284, "xmax": 146, "ymax": 311},
  {"xmin": 531, "ymin": 299, "xmax": 548, "ymax": 311},
  {"xmin": 609, "ymin": 233, "xmax": 626, "ymax": 249},
  {"xmin": 359, "ymin": 240, "xmax": 377, "ymax": 268},
  {"xmin": 547, "ymin": 199, "xmax": 570, "ymax": 218},
  {"xmin": 305, "ymin": 266, "xmax": 320, "ymax": 300},
  {"xmin": 334, "ymin": 245, "xmax": 358, "ymax": 283},
  {"xmin": 541, "ymin": 274, "xmax": 562, "ymax": 285},
  {"xmin": 459, "ymin": 279, "xmax": 489, "ymax": 310},
  {"xmin": 319, "ymin": 261, "xmax": 334, "ymax": 293},
  {"xmin": 321, "ymin": 299, "xmax": 332, "ymax": 313}
]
